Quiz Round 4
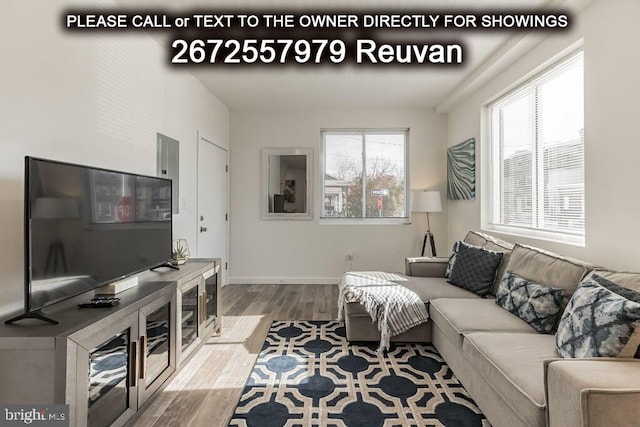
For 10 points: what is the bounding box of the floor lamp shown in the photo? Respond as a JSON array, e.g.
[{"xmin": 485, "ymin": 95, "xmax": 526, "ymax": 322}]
[{"xmin": 412, "ymin": 190, "xmax": 442, "ymax": 257}]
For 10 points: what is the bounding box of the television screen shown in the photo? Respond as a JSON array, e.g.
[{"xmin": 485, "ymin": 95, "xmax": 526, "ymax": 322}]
[{"xmin": 25, "ymin": 157, "xmax": 172, "ymax": 312}]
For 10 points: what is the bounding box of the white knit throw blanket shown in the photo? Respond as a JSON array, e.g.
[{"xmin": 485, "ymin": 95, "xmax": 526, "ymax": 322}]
[{"xmin": 337, "ymin": 271, "xmax": 429, "ymax": 352}]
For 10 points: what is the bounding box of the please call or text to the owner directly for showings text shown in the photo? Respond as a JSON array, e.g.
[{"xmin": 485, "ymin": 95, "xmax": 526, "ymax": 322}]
[{"xmin": 64, "ymin": 11, "xmax": 571, "ymax": 66}]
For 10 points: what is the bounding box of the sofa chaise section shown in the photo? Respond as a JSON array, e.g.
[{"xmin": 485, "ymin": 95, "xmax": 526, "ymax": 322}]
[
  {"xmin": 343, "ymin": 231, "xmax": 513, "ymax": 344},
  {"xmin": 343, "ymin": 274, "xmax": 480, "ymax": 343}
]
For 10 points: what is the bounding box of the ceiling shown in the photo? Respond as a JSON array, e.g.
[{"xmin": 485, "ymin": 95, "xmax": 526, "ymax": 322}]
[{"xmin": 122, "ymin": 0, "xmax": 556, "ymax": 109}]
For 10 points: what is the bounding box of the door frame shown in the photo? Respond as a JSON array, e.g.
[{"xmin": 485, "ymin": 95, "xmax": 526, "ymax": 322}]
[{"xmin": 196, "ymin": 130, "xmax": 229, "ymax": 286}]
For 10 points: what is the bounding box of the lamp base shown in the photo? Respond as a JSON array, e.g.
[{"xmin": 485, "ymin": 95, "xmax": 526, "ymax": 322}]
[{"xmin": 421, "ymin": 232, "xmax": 437, "ymax": 257}]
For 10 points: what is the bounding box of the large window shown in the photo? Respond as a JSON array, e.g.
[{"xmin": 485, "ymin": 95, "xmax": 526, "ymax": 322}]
[
  {"xmin": 488, "ymin": 50, "xmax": 584, "ymax": 245},
  {"xmin": 321, "ymin": 130, "xmax": 408, "ymax": 221}
]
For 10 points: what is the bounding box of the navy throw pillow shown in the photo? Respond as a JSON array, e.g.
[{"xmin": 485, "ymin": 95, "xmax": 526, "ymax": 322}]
[{"xmin": 448, "ymin": 241, "xmax": 503, "ymax": 297}]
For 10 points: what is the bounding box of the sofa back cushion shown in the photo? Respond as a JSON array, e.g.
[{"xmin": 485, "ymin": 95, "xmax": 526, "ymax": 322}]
[
  {"xmin": 463, "ymin": 231, "xmax": 514, "ymax": 294},
  {"xmin": 463, "ymin": 230, "xmax": 514, "ymax": 252},
  {"xmin": 505, "ymin": 243, "xmax": 595, "ymax": 303}
]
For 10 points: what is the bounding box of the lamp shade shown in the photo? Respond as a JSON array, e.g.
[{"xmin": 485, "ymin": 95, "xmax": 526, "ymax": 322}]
[{"xmin": 412, "ymin": 190, "xmax": 442, "ymax": 213}]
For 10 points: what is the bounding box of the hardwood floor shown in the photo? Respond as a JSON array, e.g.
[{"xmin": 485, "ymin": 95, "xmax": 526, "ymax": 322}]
[{"xmin": 133, "ymin": 284, "xmax": 340, "ymax": 427}]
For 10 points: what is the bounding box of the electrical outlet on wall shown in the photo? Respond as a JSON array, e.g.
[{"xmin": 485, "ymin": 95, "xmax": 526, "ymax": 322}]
[{"xmin": 180, "ymin": 197, "xmax": 188, "ymax": 211}]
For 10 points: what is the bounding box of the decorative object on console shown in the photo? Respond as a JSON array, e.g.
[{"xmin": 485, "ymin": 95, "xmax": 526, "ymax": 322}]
[
  {"xmin": 447, "ymin": 138, "xmax": 475, "ymax": 200},
  {"xmin": 447, "ymin": 241, "xmax": 503, "ymax": 297},
  {"xmin": 411, "ymin": 190, "xmax": 442, "ymax": 256},
  {"xmin": 556, "ymin": 275, "xmax": 640, "ymax": 358},
  {"xmin": 171, "ymin": 239, "xmax": 190, "ymax": 265},
  {"xmin": 495, "ymin": 271, "xmax": 565, "ymax": 334}
]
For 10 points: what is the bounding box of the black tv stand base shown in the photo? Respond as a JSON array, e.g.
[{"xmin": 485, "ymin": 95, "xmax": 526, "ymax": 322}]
[
  {"xmin": 150, "ymin": 263, "xmax": 180, "ymax": 272},
  {"xmin": 5, "ymin": 310, "xmax": 59, "ymax": 325}
]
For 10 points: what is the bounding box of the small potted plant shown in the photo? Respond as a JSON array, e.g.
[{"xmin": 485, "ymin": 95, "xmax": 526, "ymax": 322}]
[{"xmin": 171, "ymin": 239, "xmax": 190, "ymax": 265}]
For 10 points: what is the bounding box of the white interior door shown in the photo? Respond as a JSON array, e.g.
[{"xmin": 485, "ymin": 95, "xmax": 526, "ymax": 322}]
[{"xmin": 197, "ymin": 135, "xmax": 228, "ymax": 284}]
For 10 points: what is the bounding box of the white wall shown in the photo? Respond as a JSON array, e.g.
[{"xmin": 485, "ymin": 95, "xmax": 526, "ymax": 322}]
[
  {"xmin": 446, "ymin": 0, "xmax": 640, "ymax": 271},
  {"xmin": 0, "ymin": 0, "xmax": 229, "ymax": 316},
  {"xmin": 230, "ymin": 107, "xmax": 446, "ymax": 283}
]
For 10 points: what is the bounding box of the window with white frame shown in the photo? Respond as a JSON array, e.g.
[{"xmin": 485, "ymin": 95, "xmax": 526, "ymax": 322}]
[
  {"xmin": 488, "ymin": 50, "xmax": 584, "ymax": 244},
  {"xmin": 321, "ymin": 130, "xmax": 408, "ymax": 220}
]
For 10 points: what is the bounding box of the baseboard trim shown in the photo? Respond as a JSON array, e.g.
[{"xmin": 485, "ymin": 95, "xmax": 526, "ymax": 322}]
[{"xmin": 229, "ymin": 277, "xmax": 338, "ymax": 285}]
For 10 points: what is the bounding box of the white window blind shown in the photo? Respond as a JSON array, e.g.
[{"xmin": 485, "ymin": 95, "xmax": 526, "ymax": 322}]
[{"xmin": 489, "ymin": 51, "xmax": 584, "ymax": 243}]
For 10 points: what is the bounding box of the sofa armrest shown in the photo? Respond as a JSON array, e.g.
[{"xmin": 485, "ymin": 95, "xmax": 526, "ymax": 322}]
[
  {"xmin": 405, "ymin": 257, "xmax": 448, "ymax": 277},
  {"xmin": 544, "ymin": 358, "xmax": 640, "ymax": 427}
]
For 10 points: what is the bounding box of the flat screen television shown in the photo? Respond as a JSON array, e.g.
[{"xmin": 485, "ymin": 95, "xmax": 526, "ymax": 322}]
[{"xmin": 6, "ymin": 157, "xmax": 173, "ymax": 324}]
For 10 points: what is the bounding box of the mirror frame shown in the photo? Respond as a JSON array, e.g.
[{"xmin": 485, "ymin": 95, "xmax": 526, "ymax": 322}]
[{"xmin": 261, "ymin": 148, "xmax": 313, "ymax": 220}]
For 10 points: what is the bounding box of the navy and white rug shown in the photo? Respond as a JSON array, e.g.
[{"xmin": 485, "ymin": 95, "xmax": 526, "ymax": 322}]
[{"xmin": 229, "ymin": 320, "xmax": 488, "ymax": 427}]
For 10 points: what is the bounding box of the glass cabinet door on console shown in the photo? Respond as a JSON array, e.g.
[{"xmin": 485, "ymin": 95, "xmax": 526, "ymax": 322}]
[
  {"xmin": 68, "ymin": 311, "xmax": 140, "ymax": 427},
  {"xmin": 202, "ymin": 263, "xmax": 221, "ymax": 334},
  {"xmin": 181, "ymin": 281, "xmax": 200, "ymax": 352},
  {"xmin": 88, "ymin": 330, "xmax": 131, "ymax": 427},
  {"xmin": 138, "ymin": 291, "xmax": 177, "ymax": 405},
  {"xmin": 175, "ymin": 260, "xmax": 221, "ymax": 363}
]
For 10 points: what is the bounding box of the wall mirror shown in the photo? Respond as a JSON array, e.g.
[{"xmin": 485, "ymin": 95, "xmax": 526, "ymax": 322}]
[{"xmin": 262, "ymin": 148, "xmax": 313, "ymax": 220}]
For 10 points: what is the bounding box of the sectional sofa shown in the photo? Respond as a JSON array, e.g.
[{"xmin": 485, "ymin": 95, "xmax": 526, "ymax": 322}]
[{"xmin": 342, "ymin": 231, "xmax": 640, "ymax": 427}]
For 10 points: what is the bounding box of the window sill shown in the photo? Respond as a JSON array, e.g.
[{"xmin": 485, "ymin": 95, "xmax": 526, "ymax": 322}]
[
  {"xmin": 483, "ymin": 224, "xmax": 585, "ymax": 247},
  {"xmin": 319, "ymin": 217, "xmax": 410, "ymax": 225}
]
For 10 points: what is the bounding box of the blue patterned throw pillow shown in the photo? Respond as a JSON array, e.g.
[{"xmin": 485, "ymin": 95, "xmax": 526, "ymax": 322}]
[
  {"xmin": 496, "ymin": 271, "xmax": 565, "ymax": 334},
  {"xmin": 556, "ymin": 276, "xmax": 640, "ymax": 358},
  {"xmin": 444, "ymin": 241, "xmax": 461, "ymax": 278},
  {"xmin": 448, "ymin": 241, "xmax": 503, "ymax": 297},
  {"xmin": 591, "ymin": 274, "xmax": 640, "ymax": 359}
]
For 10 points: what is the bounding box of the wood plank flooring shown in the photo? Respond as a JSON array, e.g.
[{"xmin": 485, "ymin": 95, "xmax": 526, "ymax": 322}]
[{"xmin": 133, "ymin": 284, "xmax": 340, "ymax": 427}]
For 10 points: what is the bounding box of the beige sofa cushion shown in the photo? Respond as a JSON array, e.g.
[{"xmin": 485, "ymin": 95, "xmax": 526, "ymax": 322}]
[
  {"xmin": 463, "ymin": 332, "xmax": 559, "ymax": 427},
  {"xmin": 400, "ymin": 275, "xmax": 480, "ymax": 301},
  {"xmin": 505, "ymin": 243, "xmax": 595, "ymax": 303},
  {"xmin": 429, "ymin": 299, "xmax": 536, "ymax": 347}
]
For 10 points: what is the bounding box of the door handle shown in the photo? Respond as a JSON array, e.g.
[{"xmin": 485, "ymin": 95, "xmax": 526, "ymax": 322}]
[
  {"xmin": 130, "ymin": 341, "xmax": 138, "ymax": 387},
  {"xmin": 140, "ymin": 335, "xmax": 147, "ymax": 379},
  {"xmin": 200, "ymin": 227, "xmax": 208, "ymax": 232}
]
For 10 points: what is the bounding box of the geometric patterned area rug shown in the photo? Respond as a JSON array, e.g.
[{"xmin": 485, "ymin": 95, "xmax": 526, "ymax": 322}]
[{"xmin": 229, "ymin": 320, "xmax": 489, "ymax": 427}]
